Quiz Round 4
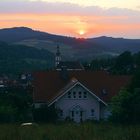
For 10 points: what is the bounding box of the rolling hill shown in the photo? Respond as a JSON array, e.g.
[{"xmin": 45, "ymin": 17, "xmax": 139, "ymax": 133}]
[
  {"xmin": 0, "ymin": 27, "xmax": 140, "ymax": 60},
  {"xmin": 0, "ymin": 41, "xmax": 55, "ymax": 75}
]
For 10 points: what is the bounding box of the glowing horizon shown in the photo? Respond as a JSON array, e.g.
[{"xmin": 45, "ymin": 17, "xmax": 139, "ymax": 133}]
[{"xmin": 0, "ymin": 0, "xmax": 140, "ymax": 38}]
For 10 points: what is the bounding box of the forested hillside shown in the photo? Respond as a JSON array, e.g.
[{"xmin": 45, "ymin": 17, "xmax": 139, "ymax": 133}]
[
  {"xmin": 0, "ymin": 41, "xmax": 54, "ymax": 75},
  {"xmin": 0, "ymin": 27, "xmax": 140, "ymax": 60}
]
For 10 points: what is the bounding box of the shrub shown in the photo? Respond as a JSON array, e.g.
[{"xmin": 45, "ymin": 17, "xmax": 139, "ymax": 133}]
[
  {"xmin": 110, "ymin": 88, "xmax": 140, "ymax": 123},
  {"xmin": 33, "ymin": 105, "xmax": 58, "ymax": 122},
  {"xmin": 0, "ymin": 105, "xmax": 17, "ymax": 123}
]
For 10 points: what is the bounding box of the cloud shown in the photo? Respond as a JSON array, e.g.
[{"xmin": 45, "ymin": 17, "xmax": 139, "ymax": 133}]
[
  {"xmin": 0, "ymin": 1, "xmax": 140, "ymax": 17},
  {"xmin": 0, "ymin": 1, "xmax": 139, "ymax": 38},
  {"xmin": 0, "ymin": 1, "xmax": 99, "ymax": 14},
  {"xmin": 0, "ymin": 1, "xmax": 139, "ymax": 25}
]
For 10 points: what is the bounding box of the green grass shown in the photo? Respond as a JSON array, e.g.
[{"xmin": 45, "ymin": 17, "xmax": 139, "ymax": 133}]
[{"xmin": 0, "ymin": 123, "xmax": 139, "ymax": 140}]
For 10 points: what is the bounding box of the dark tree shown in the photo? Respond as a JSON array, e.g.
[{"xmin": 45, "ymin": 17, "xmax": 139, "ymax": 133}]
[{"xmin": 111, "ymin": 51, "xmax": 134, "ymax": 74}]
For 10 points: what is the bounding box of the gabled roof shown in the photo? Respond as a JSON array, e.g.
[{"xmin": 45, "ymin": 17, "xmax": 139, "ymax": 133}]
[
  {"xmin": 48, "ymin": 79, "xmax": 107, "ymax": 106},
  {"xmin": 33, "ymin": 71, "xmax": 131, "ymax": 104},
  {"xmin": 48, "ymin": 78, "xmax": 79, "ymax": 106}
]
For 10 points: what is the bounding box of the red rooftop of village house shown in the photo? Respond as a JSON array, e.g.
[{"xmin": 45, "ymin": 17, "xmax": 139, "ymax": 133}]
[{"xmin": 33, "ymin": 71, "xmax": 131, "ymax": 104}]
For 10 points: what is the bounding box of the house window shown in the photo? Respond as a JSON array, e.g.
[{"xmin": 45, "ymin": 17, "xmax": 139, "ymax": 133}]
[
  {"xmin": 71, "ymin": 111, "xmax": 74, "ymax": 117},
  {"xmin": 68, "ymin": 91, "xmax": 71, "ymax": 98},
  {"xmin": 80, "ymin": 111, "xmax": 83, "ymax": 117},
  {"xmin": 60, "ymin": 110, "xmax": 63, "ymax": 117},
  {"xmin": 84, "ymin": 92, "xmax": 87, "ymax": 98},
  {"xmin": 73, "ymin": 91, "xmax": 76, "ymax": 98},
  {"xmin": 91, "ymin": 109, "xmax": 95, "ymax": 116},
  {"xmin": 78, "ymin": 91, "xmax": 82, "ymax": 98}
]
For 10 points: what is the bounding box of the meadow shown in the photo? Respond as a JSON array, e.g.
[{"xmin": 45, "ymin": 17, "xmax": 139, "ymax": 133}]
[{"xmin": 0, "ymin": 122, "xmax": 139, "ymax": 140}]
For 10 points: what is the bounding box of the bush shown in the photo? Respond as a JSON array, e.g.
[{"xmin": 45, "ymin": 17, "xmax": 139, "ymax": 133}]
[
  {"xmin": 0, "ymin": 105, "xmax": 17, "ymax": 123},
  {"xmin": 110, "ymin": 88, "xmax": 140, "ymax": 123},
  {"xmin": 33, "ymin": 105, "xmax": 58, "ymax": 122}
]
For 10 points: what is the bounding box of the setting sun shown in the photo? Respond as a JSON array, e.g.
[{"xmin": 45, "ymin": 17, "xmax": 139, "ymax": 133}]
[{"xmin": 79, "ymin": 30, "xmax": 85, "ymax": 35}]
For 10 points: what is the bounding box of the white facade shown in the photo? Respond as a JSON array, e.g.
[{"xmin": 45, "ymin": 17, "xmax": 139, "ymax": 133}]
[
  {"xmin": 51, "ymin": 83, "xmax": 108, "ymax": 122},
  {"xmin": 34, "ymin": 83, "xmax": 110, "ymax": 122}
]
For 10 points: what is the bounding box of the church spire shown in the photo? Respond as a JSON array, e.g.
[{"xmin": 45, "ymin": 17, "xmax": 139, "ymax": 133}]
[
  {"xmin": 55, "ymin": 44, "xmax": 61, "ymax": 67},
  {"xmin": 56, "ymin": 44, "xmax": 60, "ymax": 56}
]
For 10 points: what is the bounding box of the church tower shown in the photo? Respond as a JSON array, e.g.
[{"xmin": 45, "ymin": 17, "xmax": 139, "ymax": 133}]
[{"xmin": 55, "ymin": 44, "xmax": 61, "ymax": 67}]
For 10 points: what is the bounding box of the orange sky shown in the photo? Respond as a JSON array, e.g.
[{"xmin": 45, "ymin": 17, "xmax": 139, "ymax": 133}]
[
  {"xmin": 0, "ymin": 1, "xmax": 140, "ymax": 38},
  {"xmin": 0, "ymin": 13, "xmax": 139, "ymax": 38}
]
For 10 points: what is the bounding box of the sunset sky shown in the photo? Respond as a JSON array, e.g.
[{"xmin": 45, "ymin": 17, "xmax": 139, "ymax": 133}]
[{"xmin": 0, "ymin": 0, "xmax": 140, "ymax": 38}]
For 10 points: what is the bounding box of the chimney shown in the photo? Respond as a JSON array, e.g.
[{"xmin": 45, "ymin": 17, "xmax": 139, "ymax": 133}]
[{"xmin": 101, "ymin": 89, "xmax": 108, "ymax": 96}]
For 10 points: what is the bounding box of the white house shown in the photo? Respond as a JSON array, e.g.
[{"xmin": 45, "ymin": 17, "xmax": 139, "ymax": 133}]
[{"xmin": 33, "ymin": 71, "xmax": 131, "ymax": 122}]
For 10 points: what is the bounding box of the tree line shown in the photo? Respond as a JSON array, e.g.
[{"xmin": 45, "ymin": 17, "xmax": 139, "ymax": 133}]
[{"xmin": 87, "ymin": 51, "xmax": 140, "ymax": 75}]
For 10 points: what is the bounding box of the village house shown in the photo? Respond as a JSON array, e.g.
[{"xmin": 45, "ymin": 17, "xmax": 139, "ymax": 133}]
[
  {"xmin": 33, "ymin": 70, "xmax": 130, "ymax": 122},
  {"xmin": 32, "ymin": 45, "xmax": 131, "ymax": 122}
]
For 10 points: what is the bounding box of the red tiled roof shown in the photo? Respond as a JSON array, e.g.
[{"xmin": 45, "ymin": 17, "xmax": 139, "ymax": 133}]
[{"xmin": 33, "ymin": 71, "xmax": 131, "ymax": 104}]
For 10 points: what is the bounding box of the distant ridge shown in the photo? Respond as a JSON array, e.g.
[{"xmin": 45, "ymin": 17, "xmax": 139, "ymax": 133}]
[
  {"xmin": 0, "ymin": 27, "xmax": 75, "ymax": 43},
  {"xmin": 0, "ymin": 27, "xmax": 140, "ymax": 60}
]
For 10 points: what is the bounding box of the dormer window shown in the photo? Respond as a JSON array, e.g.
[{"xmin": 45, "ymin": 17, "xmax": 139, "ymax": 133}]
[
  {"xmin": 84, "ymin": 92, "xmax": 87, "ymax": 98},
  {"xmin": 73, "ymin": 91, "xmax": 76, "ymax": 98},
  {"xmin": 78, "ymin": 92, "xmax": 82, "ymax": 98},
  {"xmin": 68, "ymin": 92, "xmax": 71, "ymax": 98}
]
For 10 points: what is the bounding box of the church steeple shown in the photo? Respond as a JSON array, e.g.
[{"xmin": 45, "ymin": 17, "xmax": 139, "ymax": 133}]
[{"xmin": 55, "ymin": 44, "xmax": 61, "ymax": 67}]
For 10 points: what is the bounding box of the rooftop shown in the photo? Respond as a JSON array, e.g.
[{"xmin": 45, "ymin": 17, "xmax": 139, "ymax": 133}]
[{"xmin": 33, "ymin": 71, "xmax": 131, "ymax": 104}]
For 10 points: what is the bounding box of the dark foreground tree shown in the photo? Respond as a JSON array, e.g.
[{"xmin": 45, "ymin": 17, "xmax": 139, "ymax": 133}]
[
  {"xmin": 110, "ymin": 89, "xmax": 140, "ymax": 123},
  {"xmin": 0, "ymin": 87, "xmax": 32, "ymax": 122},
  {"xmin": 110, "ymin": 68, "xmax": 140, "ymax": 123},
  {"xmin": 111, "ymin": 51, "xmax": 134, "ymax": 74},
  {"xmin": 33, "ymin": 105, "xmax": 58, "ymax": 122}
]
